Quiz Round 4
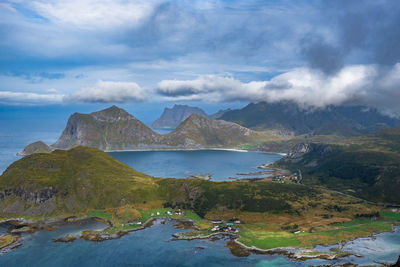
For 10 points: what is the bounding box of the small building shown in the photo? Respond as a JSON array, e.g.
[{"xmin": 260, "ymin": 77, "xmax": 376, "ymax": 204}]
[
  {"xmin": 156, "ymin": 212, "xmax": 160, "ymax": 215},
  {"xmin": 167, "ymin": 211, "xmax": 173, "ymax": 215},
  {"xmin": 211, "ymin": 226, "xmax": 220, "ymax": 232},
  {"xmin": 175, "ymin": 210, "xmax": 183, "ymax": 215},
  {"xmin": 234, "ymin": 220, "xmax": 241, "ymax": 224},
  {"xmin": 212, "ymin": 220, "xmax": 223, "ymax": 224}
]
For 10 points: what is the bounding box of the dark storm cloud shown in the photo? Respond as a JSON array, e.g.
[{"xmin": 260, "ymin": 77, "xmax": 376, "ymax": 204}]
[
  {"xmin": 300, "ymin": 0, "xmax": 400, "ymax": 74},
  {"xmin": 300, "ymin": 34, "xmax": 344, "ymax": 75}
]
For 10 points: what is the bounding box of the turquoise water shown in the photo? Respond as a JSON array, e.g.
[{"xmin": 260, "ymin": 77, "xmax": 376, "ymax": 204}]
[
  {"xmin": 0, "ymin": 220, "xmax": 296, "ymax": 267},
  {"xmin": 108, "ymin": 150, "xmax": 283, "ymax": 181},
  {"xmin": 0, "ymin": 219, "xmax": 398, "ymax": 266}
]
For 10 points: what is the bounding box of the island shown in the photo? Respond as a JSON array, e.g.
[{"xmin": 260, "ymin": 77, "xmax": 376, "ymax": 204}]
[{"xmin": 1, "ymin": 145, "xmax": 399, "ymax": 263}]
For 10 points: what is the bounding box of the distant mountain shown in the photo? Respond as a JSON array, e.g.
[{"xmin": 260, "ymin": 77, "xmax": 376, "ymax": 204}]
[
  {"xmin": 52, "ymin": 106, "xmax": 272, "ymax": 150},
  {"xmin": 17, "ymin": 141, "xmax": 52, "ymax": 156},
  {"xmin": 52, "ymin": 105, "xmax": 160, "ymax": 150},
  {"xmin": 208, "ymin": 108, "xmax": 231, "ymax": 120},
  {"xmin": 151, "ymin": 105, "xmax": 209, "ymax": 129},
  {"xmin": 220, "ymin": 101, "xmax": 400, "ymax": 136}
]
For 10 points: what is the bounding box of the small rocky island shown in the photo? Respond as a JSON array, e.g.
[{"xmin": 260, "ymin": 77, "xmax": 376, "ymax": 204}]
[{"xmin": 17, "ymin": 141, "xmax": 52, "ymax": 156}]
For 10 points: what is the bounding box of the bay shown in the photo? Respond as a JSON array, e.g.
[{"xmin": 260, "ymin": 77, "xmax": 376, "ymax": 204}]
[{"xmin": 108, "ymin": 150, "xmax": 283, "ymax": 181}]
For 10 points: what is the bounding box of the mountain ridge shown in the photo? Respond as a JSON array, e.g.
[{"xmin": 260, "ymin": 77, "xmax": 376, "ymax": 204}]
[
  {"xmin": 220, "ymin": 101, "xmax": 400, "ymax": 136},
  {"xmin": 50, "ymin": 106, "xmax": 273, "ymax": 151}
]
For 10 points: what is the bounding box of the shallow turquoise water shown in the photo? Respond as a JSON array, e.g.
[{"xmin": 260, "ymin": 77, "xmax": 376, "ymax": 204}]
[
  {"xmin": 0, "ymin": 220, "xmax": 398, "ymax": 267},
  {"xmin": 0, "ymin": 220, "xmax": 296, "ymax": 267},
  {"xmin": 108, "ymin": 150, "xmax": 283, "ymax": 181}
]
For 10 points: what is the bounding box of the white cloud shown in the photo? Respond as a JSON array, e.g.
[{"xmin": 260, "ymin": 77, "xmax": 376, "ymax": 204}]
[
  {"xmin": 157, "ymin": 64, "xmax": 400, "ymax": 116},
  {"xmin": 66, "ymin": 80, "xmax": 148, "ymax": 103},
  {"xmin": 0, "ymin": 91, "xmax": 64, "ymax": 104},
  {"xmin": 31, "ymin": 0, "xmax": 156, "ymax": 30}
]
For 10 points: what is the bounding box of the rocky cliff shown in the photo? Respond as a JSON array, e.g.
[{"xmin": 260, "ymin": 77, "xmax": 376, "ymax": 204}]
[{"xmin": 52, "ymin": 105, "xmax": 161, "ymax": 150}]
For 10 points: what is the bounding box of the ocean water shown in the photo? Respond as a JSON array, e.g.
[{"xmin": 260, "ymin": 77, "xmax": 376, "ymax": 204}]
[
  {"xmin": 0, "ymin": 220, "xmax": 296, "ymax": 267},
  {"xmin": 0, "ymin": 220, "xmax": 399, "ymax": 266},
  {"xmin": 108, "ymin": 150, "xmax": 283, "ymax": 181}
]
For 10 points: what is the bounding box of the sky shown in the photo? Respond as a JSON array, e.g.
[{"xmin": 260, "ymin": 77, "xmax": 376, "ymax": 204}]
[{"xmin": 1, "ymin": 0, "xmax": 400, "ymax": 116}]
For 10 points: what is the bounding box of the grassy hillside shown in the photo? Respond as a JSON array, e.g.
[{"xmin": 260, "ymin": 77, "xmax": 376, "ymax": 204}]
[
  {"xmin": 274, "ymin": 128, "xmax": 400, "ymax": 204},
  {"xmin": 0, "ymin": 146, "xmax": 158, "ymax": 216}
]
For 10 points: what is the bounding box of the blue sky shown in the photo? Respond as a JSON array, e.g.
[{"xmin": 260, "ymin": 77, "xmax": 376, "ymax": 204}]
[{"xmin": 1, "ymin": 0, "xmax": 400, "ymax": 115}]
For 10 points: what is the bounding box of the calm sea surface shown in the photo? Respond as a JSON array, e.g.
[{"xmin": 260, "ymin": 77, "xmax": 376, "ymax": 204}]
[
  {"xmin": 0, "ymin": 219, "xmax": 398, "ymax": 267},
  {"xmin": 108, "ymin": 150, "xmax": 283, "ymax": 181}
]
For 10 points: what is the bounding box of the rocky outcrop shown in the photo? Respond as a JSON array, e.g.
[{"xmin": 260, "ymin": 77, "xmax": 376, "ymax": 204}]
[
  {"xmin": 0, "ymin": 187, "xmax": 57, "ymax": 204},
  {"xmin": 287, "ymin": 143, "xmax": 313, "ymax": 159},
  {"xmin": 282, "ymin": 143, "xmax": 337, "ymax": 165},
  {"xmin": 152, "ymin": 104, "xmax": 209, "ymax": 129},
  {"xmin": 17, "ymin": 141, "xmax": 51, "ymax": 156}
]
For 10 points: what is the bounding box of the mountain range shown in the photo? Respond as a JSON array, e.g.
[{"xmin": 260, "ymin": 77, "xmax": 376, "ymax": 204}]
[
  {"xmin": 48, "ymin": 105, "xmax": 271, "ymax": 151},
  {"xmin": 220, "ymin": 101, "xmax": 400, "ymax": 136}
]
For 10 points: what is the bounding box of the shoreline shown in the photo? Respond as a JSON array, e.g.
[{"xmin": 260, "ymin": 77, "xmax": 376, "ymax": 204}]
[
  {"xmin": 105, "ymin": 147, "xmax": 268, "ymax": 153},
  {"xmin": 1, "ymin": 215, "xmax": 399, "ymax": 264}
]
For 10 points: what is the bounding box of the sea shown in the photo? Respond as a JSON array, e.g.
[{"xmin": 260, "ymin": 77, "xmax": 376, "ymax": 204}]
[{"xmin": 0, "ymin": 105, "xmax": 399, "ymax": 266}]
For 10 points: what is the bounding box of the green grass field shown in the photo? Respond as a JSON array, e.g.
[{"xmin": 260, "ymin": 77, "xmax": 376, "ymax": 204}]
[
  {"xmin": 87, "ymin": 211, "xmax": 113, "ymax": 221},
  {"xmin": 237, "ymin": 217, "xmax": 395, "ymax": 250}
]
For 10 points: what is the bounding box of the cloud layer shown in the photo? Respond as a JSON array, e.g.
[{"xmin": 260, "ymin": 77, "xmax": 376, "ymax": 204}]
[
  {"xmin": 158, "ymin": 64, "xmax": 400, "ymax": 116},
  {"xmin": 66, "ymin": 80, "xmax": 148, "ymax": 103},
  {"xmin": 1, "ymin": 0, "xmax": 400, "ymax": 116}
]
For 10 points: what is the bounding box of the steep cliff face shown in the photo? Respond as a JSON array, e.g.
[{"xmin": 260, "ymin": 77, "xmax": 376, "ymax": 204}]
[
  {"xmin": 52, "ymin": 106, "xmax": 161, "ymax": 150},
  {"xmin": 164, "ymin": 114, "xmax": 261, "ymax": 147},
  {"xmin": 282, "ymin": 143, "xmax": 337, "ymax": 165},
  {"xmin": 17, "ymin": 141, "xmax": 52, "ymax": 156},
  {"xmin": 151, "ymin": 104, "xmax": 209, "ymax": 129}
]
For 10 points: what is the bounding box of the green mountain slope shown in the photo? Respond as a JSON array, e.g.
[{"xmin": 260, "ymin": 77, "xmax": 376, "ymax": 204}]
[
  {"xmin": 0, "ymin": 146, "xmax": 157, "ymax": 216},
  {"xmin": 274, "ymin": 128, "xmax": 400, "ymax": 204},
  {"xmin": 163, "ymin": 114, "xmax": 278, "ymax": 148}
]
